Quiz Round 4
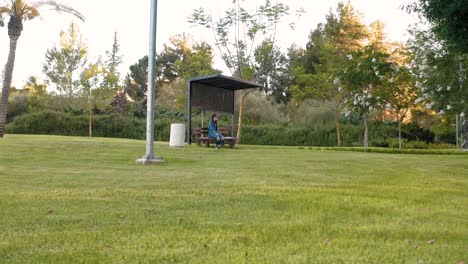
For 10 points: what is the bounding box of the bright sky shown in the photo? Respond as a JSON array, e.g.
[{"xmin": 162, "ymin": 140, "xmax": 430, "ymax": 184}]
[{"xmin": 0, "ymin": 0, "xmax": 419, "ymax": 87}]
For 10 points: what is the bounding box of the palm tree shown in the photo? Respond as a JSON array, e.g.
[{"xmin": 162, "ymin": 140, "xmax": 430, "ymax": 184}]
[{"xmin": 0, "ymin": 0, "xmax": 84, "ymax": 137}]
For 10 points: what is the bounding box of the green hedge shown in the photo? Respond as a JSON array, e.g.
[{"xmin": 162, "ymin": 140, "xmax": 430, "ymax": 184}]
[
  {"xmin": 7, "ymin": 111, "xmax": 451, "ymax": 148},
  {"xmin": 241, "ymin": 122, "xmax": 435, "ymax": 147},
  {"xmin": 6, "ymin": 111, "xmax": 183, "ymax": 141},
  {"xmin": 242, "ymin": 125, "xmax": 338, "ymax": 146}
]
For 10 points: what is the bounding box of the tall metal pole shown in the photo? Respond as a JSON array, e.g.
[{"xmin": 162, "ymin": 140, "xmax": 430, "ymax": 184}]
[{"xmin": 137, "ymin": 0, "xmax": 164, "ymax": 164}]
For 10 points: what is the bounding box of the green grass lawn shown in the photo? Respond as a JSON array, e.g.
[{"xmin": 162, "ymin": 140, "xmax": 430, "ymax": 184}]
[{"xmin": 0, "ymin": 135, "xmax": 467, "ymax": 263}]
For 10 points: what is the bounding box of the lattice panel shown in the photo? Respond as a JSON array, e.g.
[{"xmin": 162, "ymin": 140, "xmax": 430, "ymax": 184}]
[{"xmin": 191, "ymin": 83, "xmax": 234, "ymax": 114}]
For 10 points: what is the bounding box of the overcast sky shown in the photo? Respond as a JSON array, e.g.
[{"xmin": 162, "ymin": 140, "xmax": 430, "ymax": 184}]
[{"xmin": 0, "ymin": 0, "xmax": 419, "ymax": 87}]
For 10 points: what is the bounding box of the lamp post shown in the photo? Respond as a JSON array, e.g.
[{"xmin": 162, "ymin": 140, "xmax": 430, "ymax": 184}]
[{"xmin": 137, "ymin": 0, "xmax": 165, "ymax": 164}]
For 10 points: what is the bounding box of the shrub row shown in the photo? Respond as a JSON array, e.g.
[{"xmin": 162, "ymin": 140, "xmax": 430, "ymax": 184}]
[
  {"xmin": 242, "ymin": 122, "xmax": 439, "ymax": 147},
  {"xmin": 6, "ymin": 111, "xmax": 183, "ymax": 141},
  {"xmin": 6, "ymin": 111, "xmax": 455, "ymax": 148}
]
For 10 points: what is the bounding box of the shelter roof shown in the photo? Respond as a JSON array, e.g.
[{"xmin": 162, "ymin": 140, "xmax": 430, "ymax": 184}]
[{"xmin": 189, "ymin": 74, "xmax": 262, "ymax": 91}]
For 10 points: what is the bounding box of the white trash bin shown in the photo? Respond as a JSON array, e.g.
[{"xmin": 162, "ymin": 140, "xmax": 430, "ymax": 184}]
[{"xmin": 169, "ymin": 123, "xmax": 185, "ymax": 148}]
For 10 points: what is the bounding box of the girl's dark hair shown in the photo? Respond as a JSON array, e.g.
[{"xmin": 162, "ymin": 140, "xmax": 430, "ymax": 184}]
[{"xmin": 211, "ymin": 114, "xmax": 217, "ymax": 124}]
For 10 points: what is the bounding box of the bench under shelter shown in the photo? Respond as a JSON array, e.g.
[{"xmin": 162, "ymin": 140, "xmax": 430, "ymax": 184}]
[{"xmin": 186, "ymin": 74, "xmax": 261, "ymax": 147}]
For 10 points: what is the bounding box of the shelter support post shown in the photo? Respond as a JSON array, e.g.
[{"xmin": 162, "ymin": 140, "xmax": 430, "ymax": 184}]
[
  {"xmin": 231, "ymin": 114, "xmax": 235, "ymax": 137},
  {"xmin": 187, "ymin": 81, "xmax": 192, "ymax": 144},
  {"xmin": 456, "ymin": 114, "xmax": 459, "ymax": 148},
  {"xmin": 231, "ymin": 90, "xmax": 235, "ymax": 137}
]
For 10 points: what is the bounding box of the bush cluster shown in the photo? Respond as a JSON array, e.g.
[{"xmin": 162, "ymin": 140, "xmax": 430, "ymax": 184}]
[
  {"xmin": 7, "ymin": 111, "xmax": 455, "ymax": 149},
  {"xmin": 6, "ymin": 111, "xmax": 184, "ymax": 141}
]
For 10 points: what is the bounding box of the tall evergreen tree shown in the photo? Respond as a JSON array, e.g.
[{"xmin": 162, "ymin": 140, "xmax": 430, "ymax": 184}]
[
  {"xmin": 103, "ymin": 32, "xmax": 123, "ymax": 89},
  {"xmin": 124, "ymin": 56, "xmax": 149, "ymax": 102},
  {"xmin": 368, "ymin": 20, "xmax": 388, "ymax": 53}
]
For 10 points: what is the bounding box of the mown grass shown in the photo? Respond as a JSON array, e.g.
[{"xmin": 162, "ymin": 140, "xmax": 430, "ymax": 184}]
[
  {"xmin": 0, "ymin": 135, "xmax": 467, "ymax": 263},
  {"xmin": 306, "ymin": 146, "xmax": 468, "ymax": 155}
]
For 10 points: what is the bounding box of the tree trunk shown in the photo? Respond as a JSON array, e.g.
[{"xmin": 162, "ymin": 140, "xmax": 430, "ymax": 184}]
[
  {"xmin": 0, "ymin": 35, "xmax": 20, "ymax": 138},
  {"xmin": 335, "ymin": 110, "xmax": 341, "ymax": 146},
  {"xmin": 363, "ymin": 114, "xmax": 369, "ymax": 151},
  {"xmin": 287, "ymin": 100, "xmax": 299, "ymax": 124},
  {"xmin": 236, "ymin": 91, "xmax": 248, "ymax": 144},
  {"xmin": 456, "ymin": 113, "xmax": 459, "ymax": 149},
  {"xmin": 88, "ymin": 110, "xmax": 93, "ymax": 137},
  {"xmin": 398, "ymin": 114, "xmax": 402, "ymax": 150}
]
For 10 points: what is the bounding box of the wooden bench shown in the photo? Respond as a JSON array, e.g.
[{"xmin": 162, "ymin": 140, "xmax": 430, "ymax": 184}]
[{"xmin": 193, "ymin": 127, "xmax": 237, "ymax": 149}]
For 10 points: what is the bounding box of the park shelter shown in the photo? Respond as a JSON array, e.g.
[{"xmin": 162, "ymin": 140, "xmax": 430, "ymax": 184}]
[{"xmin": 186, "ymin": 74, "xmax": 262, "ymax": 144}]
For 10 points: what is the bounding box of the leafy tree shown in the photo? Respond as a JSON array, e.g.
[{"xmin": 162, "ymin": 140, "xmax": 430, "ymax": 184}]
[
  {"xmin": 339, "ymin": 47, "xmax": 394, "ymax": 150},
  {"xmin": 407, "ymin": 24, "xmax": 467, "ymax": 148},
  {"xmin": 80, "ymin": 60, "xmax": 114, "ymax": 137},
  {"xmin": 382, "ymin": 46, "xmax": 419, "ymax": 149},
  {"xmin": 283, "ymin": 45, "xmax": 307, "ymax": 123},
  {"xmin": 407, "ymin": 0, "xmax": 468, "ymax": 53},
  {"xmin": 408, "ymin": 24, "xmax": 468, "ymax": 116},
  {"xmin": 366, "ymin": 19, "xmax": 407, "ymax": 123},
  {"xmin": 171, "ymin": 34, "xmax": 219, "ymax": 80},
  {"xmin": 189, "ymin": 0, "xmax": 301, "ymax": 143},
  {"xmin": 79, "ymin": 58, "xmax": 117, "ymax": 136},
  {"xmin": 80, "ymin": 61, "xmax": 101, "ymax": 137},
  {"xmin": 43, "ymin": 22, "xmax": 88, "ymax": 97},
  {"xmin": 124, "ymin": 34, "xmax": 218, "ymax": 101},
  {"xmin": 292, "ymin": 71, "xmax": 348, "ymax": 146},
  {"xmin": 290, "ymin": 2, "xmax": 368, "ymax": 146},
  {"xmin": 0, "ymin": 0, "xmax": 84, "ymax": 137},
  {"xmin": 254, "ymin": 41, "xmax": 291, "ymax": 103}
]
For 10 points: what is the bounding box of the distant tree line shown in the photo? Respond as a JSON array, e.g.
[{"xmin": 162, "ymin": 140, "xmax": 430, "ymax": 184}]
[{"xmin": 2, "ymin": 0, "xmax": 466, "ymax": 149}]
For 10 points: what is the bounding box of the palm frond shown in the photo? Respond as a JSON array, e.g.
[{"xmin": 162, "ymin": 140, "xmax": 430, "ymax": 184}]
[
  {"xmin": 12, "ymin": 0, "xmax": 25, "ymax": 15},
  {"xmin": 32, "ymin": 0, "xmax": 85, "ymax": 21},
  {"xmin": 25, "ymin": 5, "xmax": 39, "ymax": 20},
  {"xmin": 0, "ymin": 7, "xmax": 10, "ymax": 27},
  {"xmin": 0, "ymin": 6, "xmax": 11, "ymax": 14}
]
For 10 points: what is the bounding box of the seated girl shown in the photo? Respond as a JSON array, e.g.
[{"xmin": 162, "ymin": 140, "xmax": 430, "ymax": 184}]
[{"xmin": 208, "ymin": 114, "xmax": 224, "ymax": 149}]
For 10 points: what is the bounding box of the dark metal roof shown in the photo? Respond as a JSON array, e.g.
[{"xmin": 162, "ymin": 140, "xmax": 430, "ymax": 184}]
[{"xmin": 188, "ymin": 74, "xmax": 262, "ymax": 91}]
